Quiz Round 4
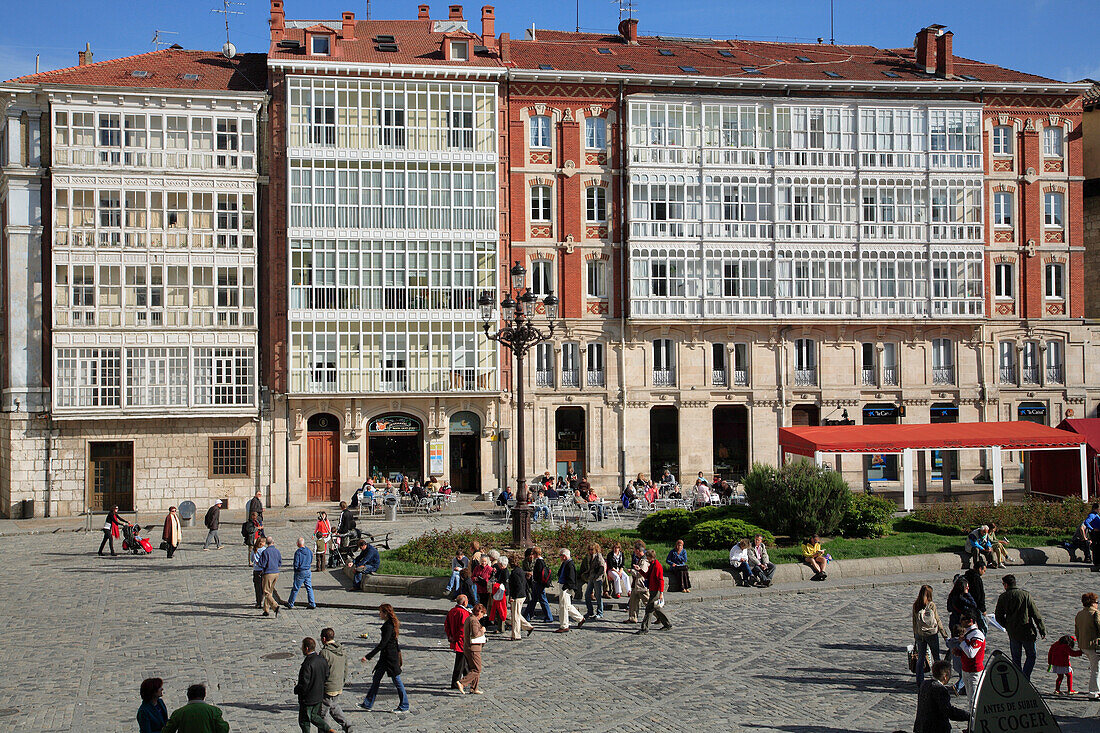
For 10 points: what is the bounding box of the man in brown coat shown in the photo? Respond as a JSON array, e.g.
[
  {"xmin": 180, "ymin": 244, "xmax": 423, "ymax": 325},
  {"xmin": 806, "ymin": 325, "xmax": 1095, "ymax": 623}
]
[
  {"xmin": 456, "ymin": 604, "xmax": 486, "ymax": 694},
  {"xmin": 1075, "ymin": 592, "xmax": 1100, "ymax": 699}
]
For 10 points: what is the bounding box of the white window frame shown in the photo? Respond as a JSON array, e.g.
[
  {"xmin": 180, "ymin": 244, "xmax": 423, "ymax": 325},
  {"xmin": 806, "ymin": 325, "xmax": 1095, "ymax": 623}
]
[
  {"xmin": 530, "ymin": 260, "xmax": 553, "ymax": 297},
  {"xmin": 1044, "ymin": 262, "xmax": 1064, "ymax": 299},
  {"xmin": 586, "ymin": 259, "xmax": 607, "ymax": 299},
  {"xmin": 530, "ymin": 115, "xmax": 551, "ymax": 149},
  {"xmin": 992, "ymin": 125, "xmax": 1012, "ymax": 156},
  {"xmin": 992, "ymin": 191, "xmax": 1013, "ymax": 227},
  {"xmin": 585, "ymin": 117, "xmax": 607, "ymax": 149},
  {"xmin": 451, "ymin": 41, "xmax": 469, "ymax": 62},
  {"xmin": 311, "ymin": 35, "xmax": 330, "ymax": 56},
  {"xmin": 1043, "ymin": 192, "xmax": 1064, "ymax": 227},
  {"xmin": 994, "ymin": 262, "xmax": 1014, "ymax": 299},
  {"xmin": 585, "ymin": 186, "xmax": 607, "ymax": 223},
  {"xmin": 1043, "ymin": 126, "xmax": 1063, "ymax": 158},
  {"xmin": 530, "ymin": 185, "xmax": 551, "ymax": 222}
]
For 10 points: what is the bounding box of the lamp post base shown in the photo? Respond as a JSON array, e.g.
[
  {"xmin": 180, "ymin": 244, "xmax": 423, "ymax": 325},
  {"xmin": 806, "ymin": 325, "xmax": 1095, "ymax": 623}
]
[{"xmin": 511, "ymin": 503, "xmax": 534, "ymax": 549}]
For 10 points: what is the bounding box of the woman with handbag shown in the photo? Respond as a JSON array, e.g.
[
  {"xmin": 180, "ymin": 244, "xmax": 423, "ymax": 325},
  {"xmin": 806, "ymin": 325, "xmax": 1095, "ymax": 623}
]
[
  {"xmin": 457, "ymin": 603, "xmax": 487, "ymax": 694},
  {"xmin": 162, "ymin": 507, "xmax": 182, "ymax": 558},
  {"xmin": 98, "ymin": 505, "xmax": 130, "ymax": 556},
  {"xmin": 912, "ymin": 584, "xmax": 948, "ymax": 689},
  {"xmin": 360, "ymin": 603, "xmax": 410, "ymax": 713}
]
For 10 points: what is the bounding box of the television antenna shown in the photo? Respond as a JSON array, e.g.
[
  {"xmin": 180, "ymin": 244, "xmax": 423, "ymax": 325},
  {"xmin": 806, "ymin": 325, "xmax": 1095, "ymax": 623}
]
[
  {"xmin": 615, "ymin": 0, "xmax": 637, "ymax": 23},
  {"xmin": 151, "ymin": 30, "xmax": 179, "ymax": 50},
  {"xmin": 212, "ymin": 0, "xmax": 245, "ymax": 58}
]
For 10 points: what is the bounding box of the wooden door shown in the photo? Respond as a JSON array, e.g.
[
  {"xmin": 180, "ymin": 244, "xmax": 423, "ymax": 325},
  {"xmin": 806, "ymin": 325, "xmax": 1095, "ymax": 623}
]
[
  {"xmin": 307, "ymin": 432, "xmax": 339, "ymax": 502},
  {"xmin": 89, "ymin": 442, "xmax": 134, "ymax": 511}
]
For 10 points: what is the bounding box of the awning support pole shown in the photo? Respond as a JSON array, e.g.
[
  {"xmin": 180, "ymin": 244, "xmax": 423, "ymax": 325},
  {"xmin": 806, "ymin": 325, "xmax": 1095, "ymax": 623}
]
[
  {"xmin": 991, "ymin": 446, "xmax": 1004, "ymax": 505},
  {"xmin": 902, "ymin": 448, "xmax": 914, "ymax": 512},
  {"xmin": 813, "ymin": 451, "xmax": 823, "ymax": 467},
  {"xmin": 1080, "ymin": 443, "xmax": 1089, "ymax": 501}
]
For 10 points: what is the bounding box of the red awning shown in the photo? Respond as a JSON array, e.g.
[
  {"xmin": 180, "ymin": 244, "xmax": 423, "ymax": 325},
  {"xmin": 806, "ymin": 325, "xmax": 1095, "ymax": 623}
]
[
  {"xmin": 1057, "ymin": 419, "xmax": 1100, "ymax": 453},
  {"xmin": 779, "ymin": 421, "xmax": 1086, "ymax": 456}
]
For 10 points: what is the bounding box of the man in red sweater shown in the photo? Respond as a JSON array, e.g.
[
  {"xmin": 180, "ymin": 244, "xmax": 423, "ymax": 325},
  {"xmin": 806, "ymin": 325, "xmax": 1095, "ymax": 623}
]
[
  {"xmin": 637, "ymin": 550, "xmax": 673, "ymax": 634},
  {"xmin": 952, "ymin": 611, "xmax": 986, "ymax": 713},
  {"xmin": 444, "ymin": 596, "xmax": 471, "ymax": 689}
]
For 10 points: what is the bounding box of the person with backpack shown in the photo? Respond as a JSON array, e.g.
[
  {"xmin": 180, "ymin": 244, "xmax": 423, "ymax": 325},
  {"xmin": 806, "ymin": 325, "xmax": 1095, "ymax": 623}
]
[
  {"xmin": 994, "ymin": 574, "xmax": 1046, "ymax": 679},
  {"xmin": 523, "ymin": 546, "xmax": 554, "ymax": 624},
  {"xmin": 912, "ymin": 584, "xmax": 948, "ymax": 690},
  {"xmin": 202, "ymin": 500, "xmax": 222, "ymax": 551},
  {"xmin": 553, "ymin": 548, "xmax": 585, "ymax": 633},
  {"xmin": 242, "ymin": 511, "xmax": 264, "ymax": 566},
  {"xmin": 319, "ymin": 628, "xmax": 352, "ymax": 733},
  {"xmin": 507, "ymin": 553, "xmax": 534, "ymax": 640}
]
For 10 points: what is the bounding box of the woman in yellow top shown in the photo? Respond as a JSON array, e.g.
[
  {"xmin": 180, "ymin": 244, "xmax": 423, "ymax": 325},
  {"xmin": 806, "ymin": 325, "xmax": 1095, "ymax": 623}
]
[{"xmin": 802, "ymin": 534, "xmax": 828, "ymax": 581}]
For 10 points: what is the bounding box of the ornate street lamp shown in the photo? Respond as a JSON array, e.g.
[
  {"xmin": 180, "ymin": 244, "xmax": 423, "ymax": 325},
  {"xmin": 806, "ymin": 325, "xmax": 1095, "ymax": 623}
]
[{"xmin": 478, "ymin": 261, "xmax": 558, "ymax": 548}]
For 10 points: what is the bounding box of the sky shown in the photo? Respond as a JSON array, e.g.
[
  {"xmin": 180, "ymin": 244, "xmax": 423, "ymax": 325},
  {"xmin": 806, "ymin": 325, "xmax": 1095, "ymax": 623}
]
[{"xmin": 1, "ymin": 0, "xmax": 1098, "ymax": 82}]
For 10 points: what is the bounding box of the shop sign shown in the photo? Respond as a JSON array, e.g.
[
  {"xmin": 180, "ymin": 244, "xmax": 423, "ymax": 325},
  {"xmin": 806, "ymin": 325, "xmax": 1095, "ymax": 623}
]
[
  {"xmin": 970, "ymin": 650, "xmax": 1060, "ymax": 733},
  {"xmin": 368, "ymin": 415, "xmax": 421, "ymax": 434},
  {"xmin": 449, "ymin": 412, "xmax": 480, "ymax": 436},
  {"xmin": 863, "ymin": 406, "xmax": 899, "ymax": 419},
  {"xmin": 428, "ymin": 440, "xmax": 445, "ymax": 475},
  {"xmin": 1017, "ymin": 405, "xmax": 1047, "ymax": 417}
]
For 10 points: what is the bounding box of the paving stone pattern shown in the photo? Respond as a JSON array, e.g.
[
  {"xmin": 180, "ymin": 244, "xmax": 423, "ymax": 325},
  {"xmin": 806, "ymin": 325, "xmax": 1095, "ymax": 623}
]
[{"xmin": 1, "ymin": 530, "xmax": 1099, "ymax": 732}]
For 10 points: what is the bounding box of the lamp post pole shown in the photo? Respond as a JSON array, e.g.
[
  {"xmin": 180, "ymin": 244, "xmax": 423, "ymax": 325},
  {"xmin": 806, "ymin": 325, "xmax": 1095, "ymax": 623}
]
[{"xmin": 478, "ymin": 263, "xmax": 558, "ymax": 549}]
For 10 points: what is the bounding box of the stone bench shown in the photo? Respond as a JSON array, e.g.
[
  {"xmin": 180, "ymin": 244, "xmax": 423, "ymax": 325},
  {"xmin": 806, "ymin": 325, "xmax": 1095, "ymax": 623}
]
[{"xmin": 341, "ymin": 564, "xmax": 449, "ymax": 595}]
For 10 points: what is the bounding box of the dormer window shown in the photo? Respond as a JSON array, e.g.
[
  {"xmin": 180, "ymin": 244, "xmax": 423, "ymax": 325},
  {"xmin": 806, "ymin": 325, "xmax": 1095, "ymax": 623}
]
[
  {"xmin": 451, "ymin": 41, "xmax": 469, "ymax": 61},
  {"xmin": 311, "ymin": 35, "xmax": 330, "ymax": 55}
]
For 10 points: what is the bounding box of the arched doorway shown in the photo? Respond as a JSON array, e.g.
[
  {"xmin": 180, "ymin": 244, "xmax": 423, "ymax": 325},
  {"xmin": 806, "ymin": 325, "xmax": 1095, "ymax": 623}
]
[
  {"xmin": 307, "ymin": 413, "xmax": 340, "ymax": 502},
  {"xmin": 713, "ymin": 405, "xmax": 748, "ymax": 480},
  {"xmin": 368, "ymin": 414, "xmax": 423, "ymax": 483},
  {"xmin": 449, "ymin": 412, "xmax": 481, "ymax": 493},
  {"xmin": 650, "ymin": 406, "xmax": 679, "ymax": 482},
  {"xmin": 555, "ymin": 407, "xmax": 586, "ymax": 479}
]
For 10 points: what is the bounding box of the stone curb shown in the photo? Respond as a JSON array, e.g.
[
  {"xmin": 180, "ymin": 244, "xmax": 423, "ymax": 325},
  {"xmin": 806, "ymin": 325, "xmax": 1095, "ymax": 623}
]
[{"xmin": 349, "ymin": 545, "xmax": 1072, "ymax": 598}]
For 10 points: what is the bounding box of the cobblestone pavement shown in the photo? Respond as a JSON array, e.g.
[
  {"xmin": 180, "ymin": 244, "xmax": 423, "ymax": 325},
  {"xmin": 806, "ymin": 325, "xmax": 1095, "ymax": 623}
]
[{"xmin": 2, "ymin": 528, "xmax": 1099, "ymax": 733}]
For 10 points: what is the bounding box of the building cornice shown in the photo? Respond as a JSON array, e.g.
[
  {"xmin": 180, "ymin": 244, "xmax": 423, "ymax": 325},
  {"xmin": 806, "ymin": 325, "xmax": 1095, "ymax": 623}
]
[{"xmin": 270, "ymin": 58, "xmax": 505, "ymax": 80}]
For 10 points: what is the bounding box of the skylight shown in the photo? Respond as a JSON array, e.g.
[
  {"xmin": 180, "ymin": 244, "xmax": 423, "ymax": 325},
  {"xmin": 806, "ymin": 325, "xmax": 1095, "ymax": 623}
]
[
  {"xmin": 618, "ymin": 63, "xmax": 634, "ymax": 70},
  {"xmin": 960, "ymin": 74, "xmax": 980, "ymax": 81},
  {"xmin": 824, "ymin": 70, "xmax": 843, "ymax": 78},
  {"xmin": 882, "ymin": 71, "xmax": 901, "ymax": 78},
  {"xmin": 679, "ymin": 65, "xmax": 699, "ymax": 74},
  {"xmin": 179, "ymin": 73, "xmax": 200, "ymax": 81},
  {"xmin": 597, "ymin": 47, "xmax": 612, "ymax": 54},
  {"xmin": 657, "ymin": 49, "xmax": 674, "ymax": 56},
  {"xmin": 373, "ymin": 34, "xmax": 396, "ymax": 43},
  {"xmin": 376, "ymin": 43, "xmax": 399, "ymax": 52},
  {"xmin": 796, "ymin": 56, "xmax": 812, "ymax": 62},
  {"xmin": 718, "ymin": 50, "xmax": 734, "ymax": 58},
  {"xmin": 130, "ymin": 70, "xmax": 151, "ymax": 78},
  {"xmin": 741, "ymin": 66, "xmax": 761, "ymax": 74},
  {"xmin": 539, "ymin": 64, "xmax": 554, "ymax": 70}
]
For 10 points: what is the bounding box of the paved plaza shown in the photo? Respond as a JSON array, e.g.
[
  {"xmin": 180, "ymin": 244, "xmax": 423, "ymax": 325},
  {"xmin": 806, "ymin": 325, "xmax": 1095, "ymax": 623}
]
[{"xmin": 1, "ymin": 527, "xmax": 1099, "ymax": 732}]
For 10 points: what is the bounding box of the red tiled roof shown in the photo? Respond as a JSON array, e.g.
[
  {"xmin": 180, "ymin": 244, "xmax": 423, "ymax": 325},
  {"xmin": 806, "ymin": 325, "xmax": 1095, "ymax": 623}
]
[
  {"xmin": 6, "ymin": 49, "xmax": 267, "ymax": 92},
  {"xmin": 509, "ymin": 30, "xmax": 1060, "ymax": 84},
  {"xmin": 269, "ymin": 19, "xmax": 502, "ymax": 68},
  {"xmin": 1082, "ymin": 80, "xmax": 1100, "ymax": 109}
]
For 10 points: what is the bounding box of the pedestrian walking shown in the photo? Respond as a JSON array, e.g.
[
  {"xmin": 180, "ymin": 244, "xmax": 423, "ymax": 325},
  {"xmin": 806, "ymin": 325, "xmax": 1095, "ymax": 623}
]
[
  {"xmin": 912, "ymin": 584, "xmax": 948, "ymax": 690},
  {"xmin": 314, "ymin": 511, "xmax": 331, "ymax": 571},
  {"xmin": 250, "ymin": 538, "xmax": 266, "ymax": 608},
  {"xmin": 162, "ymin": 506, "xmax": 182, "ymax": 558},
  {"xmin": 318, "ymin": 628, "xmax": 353, "ymax": 733},
  {"xmin": 582, "ymin": 543, "xmax": 607, "ymax": 620},
  {"xmin": 913, "ymin": 660, "xmax": 970, "ymax": 733},
  {"xmin": 553, "ymin": 548, "xmax": 585, "ymax": 633},
  {"xmin": 294, "ymin": 637, "xmax": 334, "ymax": 733},
  {"xmin": 360, "ymin": 604, "xmax": 409, "ymax": 713},
  {"xmin": 137, "ymin": 678, "xmax": 168, "ymax": 733},
  {"xmin": 964, "ymin": 561, "xmax": 987, "ymax": 615},
  {"xmin": 1086, "ymin": 503, "xmax": 1100, "ymax": 573},
  {"xmin": 445, "ymin": 596, "xmax": 471, "ymax": 688},
  {"xmin": 98, "ymin": 505, "xmax": 130, "ymax": 556},
  {"xmin": 994, "ymin": 574, "xmax": 1046, "ymax": 679},
  {"xmin": 457, "ymin": 603, "xmax": 487, "ymax": 694},
  {"xmin": 625, "ymin": 551, "xmax": 650, "ymax": 624},
  {"xmin": 951, "ymin": 612, "xmax": 986, "ymax": 714},
  {"xmin": 242, "ymin": 511, "xmax": 264, "ymax": 565},
  {"xmin": 507, "ymin": 554, "xmax": 534, "ymax": 639},
  {"xmin": 259, "ymin": 536, "xmax": 284, "ymax": 617},
  {"xmin": 523, "ymin": 546, "xmax": 554, "ymax": 623},
  {"xmin": 1073, "ymin": 592, "xmax": 1100, "ymax": 699},
  {"xmin": 637, "ymin": 550, "xmax": 673, "ymax": 634},
  {"xmin": 1046, "ymin": 634, "xmax": 1082, "ymax": 695},
  {"xmin": 487, "ymin": 557, "xmax": 509, "ymax": 634},
  {"xmin": 161, "ymin": 684, "xmax": 228, "ymax": 733},
  {"xmin": 287, "ymin": 537, "xmax": 316, "ymax": 610},
  {"xmin": 202, "ymin": 500, "xmax": 222, "ymax": 550},
  {"xmin": 247, "ymin": 490, "xmax": 264, "ymax": 524}
]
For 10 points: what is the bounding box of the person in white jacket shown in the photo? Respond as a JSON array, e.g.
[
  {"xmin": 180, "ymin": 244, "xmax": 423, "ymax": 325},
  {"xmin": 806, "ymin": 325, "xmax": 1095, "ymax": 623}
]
[{"xmin": 729, "ymin": 540, "xmax": 753, "ymax": 586}]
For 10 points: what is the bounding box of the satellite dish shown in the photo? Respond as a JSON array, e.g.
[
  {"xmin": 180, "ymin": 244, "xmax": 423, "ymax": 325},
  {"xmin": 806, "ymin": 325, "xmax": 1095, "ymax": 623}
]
[{"xmin": 222, "ymin": 41, "xmax": 236, "ymax": 59}]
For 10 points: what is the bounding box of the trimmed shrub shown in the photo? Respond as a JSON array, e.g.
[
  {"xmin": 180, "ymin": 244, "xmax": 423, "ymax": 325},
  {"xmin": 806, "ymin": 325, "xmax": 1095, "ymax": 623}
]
[
  {"xmin": 909, "ymin": 497, "xmax": 1087, "ymax": 535},
  {"xmin": 389, "ymin": 525, "xmax": 625, "ymax": 569},
  {"xmin": 685, "ymin": 519, "xmax": 775, "ymax": 550},
  {"xmin": 743, "ymin": 461, "xmax": 851, "ymax": 539},
  {"xmin": 841, "ymin": 493, "xmax": 897, "ymax": 538},
  {"xmin": 689, "ymin": 504, "xmax": 756, "ymax": 525},
  {"xmin": 637, "ymin": 508, "xmax": 693, "ymax": 542},
  {"xmin": 893, "ymin": 516, "xmax": 964, "ymax": 535}
]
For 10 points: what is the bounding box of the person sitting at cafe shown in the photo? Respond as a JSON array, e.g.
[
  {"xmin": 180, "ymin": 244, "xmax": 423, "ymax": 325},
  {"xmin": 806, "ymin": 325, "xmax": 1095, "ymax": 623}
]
[{"xmin": 497, "ymin": 486, "xmax": 514, "ymax": 506}]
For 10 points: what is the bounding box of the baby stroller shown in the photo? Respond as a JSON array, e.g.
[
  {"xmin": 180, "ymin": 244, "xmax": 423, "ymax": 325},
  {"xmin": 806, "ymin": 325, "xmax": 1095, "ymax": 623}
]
[
  {"xmin": 328, "ymin": 530, "xmax": 360, "ymax": 568},
  {"xmin": 122, "ymin": 524, "xmax": 153, "ymax": 555}
]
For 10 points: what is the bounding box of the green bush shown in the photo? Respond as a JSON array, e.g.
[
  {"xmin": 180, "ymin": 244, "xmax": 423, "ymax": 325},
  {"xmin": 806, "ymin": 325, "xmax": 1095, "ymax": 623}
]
[
  {"xmin": 893, "ymin": 516, "xmax": 964, "ymax": 535},
  {"xmin": 389, "ymin": 525, "xmax": 627, "ymax": 569},
  {"xmin": 637, "ymin": 508, "xmax": 694, "ymax": 542},
  {"xmin": 909, "ymin": 497, "xmax": 1087, "ymax": 535},
  {"xmin": 743, "ymin": 461, "xmax": 851, "ymax": 539},
  {"xmin": 685, "ymin": 519, "xmax": 775, "ymax": 550},
  {"xmin": 841, "ymin": 493, "xmax": 897, "ymax": 538},
  {"xmin": 689, "ymin": 504, "xmax": 756, "ymax": 525}
]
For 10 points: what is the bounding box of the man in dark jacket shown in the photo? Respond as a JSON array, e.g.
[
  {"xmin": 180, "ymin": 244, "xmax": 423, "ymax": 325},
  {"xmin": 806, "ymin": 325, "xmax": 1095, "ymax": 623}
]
[
  {"xmin": 507, "ymin": 554, "xmax": 534, "ymax": 639},
  {"xmin": 524, "ymin": 546, "xmax": 555, "ymax": 624},
  {"xmin": 963, "ymin": 561, "xmax": 986, "ymax": 614},
  {"xmin": 319, "ymin": 628, "xmax": 352, "ymax": 733},
  {"xmin": 337, "ymin": 502, "xmax": 356, "ymax": 537},
  {"xmin": 294, "ymin": 637, "xmax": 333, "ymax": 733},
  {"xmin": 247, "ymin": 490, "xmax": 264, "ymax": 523},
  {"xmin": 994, "ymin": 574, "xmax": 1047, "ymax": 679},
  {"xmin": 203, "ymin": 500, "xmax": 222, "ymax": 550},
  {"xmin": 349, "ymin": 540, "xmax": 380, "ymax": 589},
  {"xmin": 553, "ymin": 548, "xmax": 585, "ymax": 633},
  {"xmin": 914, "ymin": 660, "xmax": 970, "ymax": 733}
]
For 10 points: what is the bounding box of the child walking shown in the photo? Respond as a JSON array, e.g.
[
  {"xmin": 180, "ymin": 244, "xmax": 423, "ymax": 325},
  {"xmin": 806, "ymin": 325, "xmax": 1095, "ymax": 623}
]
[{"xmin": 1047, "ymin": 635, "xmax": 1082, "ymax": 694}]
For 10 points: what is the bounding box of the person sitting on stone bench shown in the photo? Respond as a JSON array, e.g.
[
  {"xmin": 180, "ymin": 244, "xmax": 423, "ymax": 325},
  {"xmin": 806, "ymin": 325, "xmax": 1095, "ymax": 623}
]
[
  {"xmin": 1064, "ymin": 519, "xmax": 1093, "ymax": 563},
  {"xmin": 348, "ymin": 539, "xmax": 381, "ymax": 590},
  {"xmin": 965, "ymin": 526, "xmax": 994, "ymax": 569}
]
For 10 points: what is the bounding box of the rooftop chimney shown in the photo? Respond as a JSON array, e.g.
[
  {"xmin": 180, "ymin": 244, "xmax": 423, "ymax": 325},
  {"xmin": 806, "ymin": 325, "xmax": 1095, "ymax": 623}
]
[
  {"xmin": 418, "ymin": 4, "xmax": 430, "ymax": 20},
  {"xmin": 936, "ymin": 30, "xmax": 954, "ymax": 78},
  {"xmin": 270, "ymin": 0, "xmax": 286, "ymax": 42},
  {"xmin": 341, "ymin": 11, "xmax": 356, "ymax": 39},
  {"xmin": 78, "ymin": 43, "xmax": 93, "ymax": 66},
  {"xmin": 618, "ymin": 17, "xmax": 639, "ymax": 45},
  {"xmin": 481, "ymin": 6, "xmax": 496, "ymax": 48},
  {"xmin": 914, "ymin": 25, "xmax": 943, "ymax": 74},
  {"xmin": 499, "ymin": 32, "xmax": 510, "ymax": 63},
  {"xmin": 449, "ymin": 4, "xmax": 464, "ymax": 21}
]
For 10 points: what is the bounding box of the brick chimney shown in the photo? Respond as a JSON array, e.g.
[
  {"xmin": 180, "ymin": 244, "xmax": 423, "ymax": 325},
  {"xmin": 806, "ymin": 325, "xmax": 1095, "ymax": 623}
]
[
  {"xmin": 936, "ymin": 30, "xmax": 954, "ymax": 78},
  {"xmin": 341, "ymin": 11, "xmax": 356, "ymax": 39},
  {"xmin": 449, "ymin": 4, "xmax": 464, "ymax": 21},
  {"xmin": 78, "ymin": 43, "xmax": 93, "ymax": 66},
  {"xmin": 481, "ymin": 6, "xmax": 496, "ymax": 47},
  {"xmin": 418, "ymin": 4, "xmax": 430, "ymax": 20},
  {"xmin": 270, "ymin": 0, "xmax": 286, "ymax": 42},
  {"xmin": 499, "ymin": 32, "xmax": 510, "ymax": 63},
  {"xmin": 914, "ymin": 25, "xmax": 942, "ymax": 74},
  {"xmin": 618, "ymin": 18, "xmax": 639, "ymax": 45}
]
